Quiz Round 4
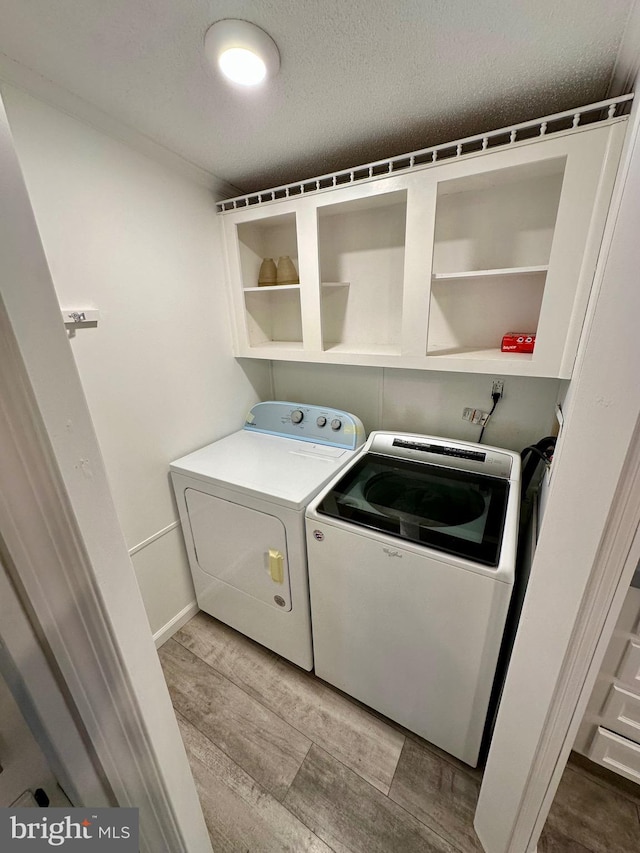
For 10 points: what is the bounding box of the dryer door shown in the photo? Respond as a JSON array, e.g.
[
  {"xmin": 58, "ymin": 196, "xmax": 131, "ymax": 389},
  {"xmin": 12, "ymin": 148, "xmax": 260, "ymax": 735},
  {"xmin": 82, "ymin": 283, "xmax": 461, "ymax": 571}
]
[{"xmin": 185, "ymin": 489, "xmax": 292, "ymax": 611}]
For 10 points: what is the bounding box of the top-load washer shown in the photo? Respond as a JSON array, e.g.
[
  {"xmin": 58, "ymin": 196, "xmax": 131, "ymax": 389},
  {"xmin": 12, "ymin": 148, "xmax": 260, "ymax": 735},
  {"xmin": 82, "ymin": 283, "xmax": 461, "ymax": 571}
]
[
  {"xmin": 305, "ymin": 431, "xmax": 520, "ymax": 766},
  {"xmin": 170, "ymin": 401, "xmax": 365, "ymax": 670}
]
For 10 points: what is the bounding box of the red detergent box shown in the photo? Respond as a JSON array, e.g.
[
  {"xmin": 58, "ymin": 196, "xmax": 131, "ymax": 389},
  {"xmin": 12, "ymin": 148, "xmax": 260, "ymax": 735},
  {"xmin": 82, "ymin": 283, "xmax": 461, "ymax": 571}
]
[{"xmin": 501, "ymin": 332, "xmax": 536, "ymax": 353}]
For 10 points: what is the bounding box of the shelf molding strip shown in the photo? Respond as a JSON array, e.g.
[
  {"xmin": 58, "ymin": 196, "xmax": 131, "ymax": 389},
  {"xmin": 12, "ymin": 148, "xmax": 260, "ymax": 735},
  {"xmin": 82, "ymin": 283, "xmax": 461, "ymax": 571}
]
[
  {"xmin": 243, "ymin": 284, "xmax": 301, "ymax": 292},
  {"xmin": 432, "ymin": 265, "xmax": 548, "ymax": 280},
  {"xmin": 217, "ymin": 95, "xmax": 633, "ymax": 213},
  {"xmin": 244, "ymin": 282, "xmax": 349, "ymax": 292}
]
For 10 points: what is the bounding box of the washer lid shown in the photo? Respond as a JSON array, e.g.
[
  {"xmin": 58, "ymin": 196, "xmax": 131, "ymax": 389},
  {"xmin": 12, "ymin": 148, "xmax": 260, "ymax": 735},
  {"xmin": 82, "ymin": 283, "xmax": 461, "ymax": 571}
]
[
  {"xmin": 170, "ymin": 430, "xmax": 356, "ymax": 509},
  {"xmin": 313, "ymin": 450, "xmax": 512, "ymax": 568},
  {"xmin": 367, "ymin": 432, "xmax": 516, "ymax": 479}
]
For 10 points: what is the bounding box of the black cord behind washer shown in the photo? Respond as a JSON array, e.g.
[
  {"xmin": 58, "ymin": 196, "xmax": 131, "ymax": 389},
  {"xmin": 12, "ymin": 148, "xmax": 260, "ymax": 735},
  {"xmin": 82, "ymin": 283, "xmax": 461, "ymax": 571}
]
[{"xmin": 478, "ymin": 391, "xmax": 502, "ymax": 443}]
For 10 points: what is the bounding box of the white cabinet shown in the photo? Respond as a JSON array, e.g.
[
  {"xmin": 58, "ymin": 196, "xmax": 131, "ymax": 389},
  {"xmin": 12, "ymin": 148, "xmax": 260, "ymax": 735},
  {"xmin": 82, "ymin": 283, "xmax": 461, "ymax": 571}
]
[
  {"xmin": 221, "ymin": 119, "xmax": 626, "ymax": 378},
  {"xmin": 575, "ymin": 584, "xmax": 640, "ymax": 785},
  {"xmin": 587, "ymin": 727, "xmax": 640, "ymax": 784}
]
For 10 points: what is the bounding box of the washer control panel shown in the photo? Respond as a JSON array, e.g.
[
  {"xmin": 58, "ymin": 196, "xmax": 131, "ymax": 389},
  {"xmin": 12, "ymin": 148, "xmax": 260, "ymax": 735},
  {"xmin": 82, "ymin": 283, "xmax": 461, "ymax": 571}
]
[{"xmin": 244, "ymin": 401, "xmax": 366, "ymax": 450}]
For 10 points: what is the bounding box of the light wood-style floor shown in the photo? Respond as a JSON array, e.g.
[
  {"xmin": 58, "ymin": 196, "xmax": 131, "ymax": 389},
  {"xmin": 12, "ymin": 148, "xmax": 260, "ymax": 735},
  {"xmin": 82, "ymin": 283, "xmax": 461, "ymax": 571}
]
[{"xmin": 159, "ymin": 612, "xmax": 640, "ymax": 852}]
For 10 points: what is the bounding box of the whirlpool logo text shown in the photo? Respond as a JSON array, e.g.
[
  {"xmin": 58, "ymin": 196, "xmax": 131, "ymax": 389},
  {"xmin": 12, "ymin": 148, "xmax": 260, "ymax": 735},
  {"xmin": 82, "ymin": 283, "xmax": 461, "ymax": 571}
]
[{"xmin": 0, "ymin": 809, "xmax": 138, "ymax": 851}]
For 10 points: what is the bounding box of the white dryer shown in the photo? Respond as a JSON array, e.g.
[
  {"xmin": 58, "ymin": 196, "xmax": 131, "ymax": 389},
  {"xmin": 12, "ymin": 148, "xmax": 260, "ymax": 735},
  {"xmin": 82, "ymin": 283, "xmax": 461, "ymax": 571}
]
[
  {"xmin": 306, "ymin": 431, "xmax": 520, "ymax": 766},
  {"xmin": 170, "ymin": 401, "xmax": 365, "ymax": 670}
]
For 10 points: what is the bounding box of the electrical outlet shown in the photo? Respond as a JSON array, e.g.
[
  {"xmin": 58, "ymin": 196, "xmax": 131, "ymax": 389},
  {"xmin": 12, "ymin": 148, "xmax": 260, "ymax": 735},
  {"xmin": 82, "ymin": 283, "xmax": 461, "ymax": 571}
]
[
  {"xmin": 463, "ymin": 407, "xmax": 491, "ymax": 426},
  {"xmin": 491, "ymin": 379, "xmax": 504, "ymax": 398}
]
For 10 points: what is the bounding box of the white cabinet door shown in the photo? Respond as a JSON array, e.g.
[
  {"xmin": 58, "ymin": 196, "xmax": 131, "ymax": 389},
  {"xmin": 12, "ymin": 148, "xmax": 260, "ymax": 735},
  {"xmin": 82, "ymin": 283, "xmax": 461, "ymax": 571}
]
[
  {"xmin": 600, "ymin": 684, "xmax": 640, "ymax": 742},
  {"xmin": 617, "ymin": 640, "xmax": 640, "ymax": 690},
  {"xmin": 588, "ymin": 727, "xmax": 640, "ymax": 785}
]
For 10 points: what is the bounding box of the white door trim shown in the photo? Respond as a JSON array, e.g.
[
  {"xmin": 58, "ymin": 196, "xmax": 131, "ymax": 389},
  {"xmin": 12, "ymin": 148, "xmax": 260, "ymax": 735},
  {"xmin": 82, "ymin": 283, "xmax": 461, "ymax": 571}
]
[
  {"xmin": 0, "ymin": 93, "xmax": 212, "ymax": 853},
  {"xmin": 0, "ymin": 555, "xmax": 111, "ymax": 808},
  {"xmin": 512, "ymin": 436, "xmax": 640, "ymax": 852},
  {"xmin": 475, "ymin": 77, "xmax": 640, "ymax": 852},
  {"xmin": 529, "ymin": 501, "xmax": 640, "ymax": 848}
]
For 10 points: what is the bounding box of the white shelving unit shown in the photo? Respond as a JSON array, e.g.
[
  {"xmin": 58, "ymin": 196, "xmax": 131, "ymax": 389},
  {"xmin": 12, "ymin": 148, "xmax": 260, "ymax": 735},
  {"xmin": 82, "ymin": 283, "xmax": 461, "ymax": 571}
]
[{"xmin": 220, "ymin": 103, "xmax": 628, "ymax": 378}]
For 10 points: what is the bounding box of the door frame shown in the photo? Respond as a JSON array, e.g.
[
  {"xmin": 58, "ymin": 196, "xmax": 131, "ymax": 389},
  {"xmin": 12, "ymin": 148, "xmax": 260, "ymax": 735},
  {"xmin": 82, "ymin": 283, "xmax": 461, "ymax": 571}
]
[
  {"xmin": 0, "ymin": 94, "xmax": 212, "ymax": 853},
  {"xmin": 0, "ymin": 554, "xmax": 111, "ymax": 808},
  {"xmin": 475, "ymin": 77, "xmax": 640, "ymax": 852}
]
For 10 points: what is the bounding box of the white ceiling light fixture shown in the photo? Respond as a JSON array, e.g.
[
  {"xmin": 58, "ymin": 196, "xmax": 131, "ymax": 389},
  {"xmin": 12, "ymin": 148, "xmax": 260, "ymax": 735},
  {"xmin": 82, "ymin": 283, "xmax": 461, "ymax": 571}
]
[{"xmin": 204, "ymin": 19, "xmax": 280, "ymax": 87}]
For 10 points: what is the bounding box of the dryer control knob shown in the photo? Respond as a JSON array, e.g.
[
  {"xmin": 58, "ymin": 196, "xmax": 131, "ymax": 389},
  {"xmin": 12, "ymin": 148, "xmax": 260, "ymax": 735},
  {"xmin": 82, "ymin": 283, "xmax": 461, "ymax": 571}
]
[
  {"xmin": 316, "ymin": 416, "xmax": 327, "ymax": 427},
  {"xmin": 330, "ymin": 418, "xmax": 342, "ymax": 431},
  {"xmin": 291, "ymin": 409, "xmax": 304, "ymax": 424}
]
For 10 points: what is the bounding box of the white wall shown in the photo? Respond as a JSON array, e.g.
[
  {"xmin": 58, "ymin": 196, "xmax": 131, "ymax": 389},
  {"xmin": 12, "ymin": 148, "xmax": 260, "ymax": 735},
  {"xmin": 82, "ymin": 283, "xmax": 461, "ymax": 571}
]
[
  {"xmin": 2, "ymin": 86, "xmax": 271, "ymax": 636},
  {"xmin": 273, "ymin": 361, "xmax": 559, "ymax": 452}
]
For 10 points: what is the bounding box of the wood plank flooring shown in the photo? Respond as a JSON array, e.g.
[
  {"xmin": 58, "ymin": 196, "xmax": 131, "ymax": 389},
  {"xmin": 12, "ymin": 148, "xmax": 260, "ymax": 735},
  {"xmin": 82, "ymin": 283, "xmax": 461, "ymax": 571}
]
[{"xmin": 159, "ymin": 612, "xmax": 640, "ymax": 852}]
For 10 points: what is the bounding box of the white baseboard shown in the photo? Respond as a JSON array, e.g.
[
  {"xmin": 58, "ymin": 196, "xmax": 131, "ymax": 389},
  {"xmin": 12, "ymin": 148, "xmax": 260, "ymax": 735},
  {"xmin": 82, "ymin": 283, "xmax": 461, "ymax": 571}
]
[{"xmin": 153, "ymin": 600, "xmax": 199, "ymax": 649}]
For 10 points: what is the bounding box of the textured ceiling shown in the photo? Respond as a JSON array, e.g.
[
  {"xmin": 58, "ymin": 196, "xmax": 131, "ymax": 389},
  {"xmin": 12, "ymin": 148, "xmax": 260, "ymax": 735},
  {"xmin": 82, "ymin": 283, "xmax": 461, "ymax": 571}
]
[{"xmin": 0, "ymin": 0, "xmax": 634, "ymax": 194}]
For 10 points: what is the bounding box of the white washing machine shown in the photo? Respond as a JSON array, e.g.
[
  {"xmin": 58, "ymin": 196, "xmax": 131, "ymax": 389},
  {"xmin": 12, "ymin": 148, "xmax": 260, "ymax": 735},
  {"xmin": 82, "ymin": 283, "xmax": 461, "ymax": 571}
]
[
  {"xmin": 305, "ymin": 431, "xmax": 520, "ymax": 766},
  {"xmin": 170, "ymin": 401, "xmax": 365, "ymax": 670}
]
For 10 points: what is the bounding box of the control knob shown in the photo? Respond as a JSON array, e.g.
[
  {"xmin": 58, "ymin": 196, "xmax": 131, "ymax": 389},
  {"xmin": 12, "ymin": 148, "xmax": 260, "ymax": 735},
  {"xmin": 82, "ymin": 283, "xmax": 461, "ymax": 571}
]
[
  {"xmin": 316, "ymin": 416, "xmax": 327, "ymax": 427},
  {"xmin": 330, "ymin": 418, "xmax": 342, "ymax": 431},
  {"xmin": 291, "ymin": 410, "xmax": 304, "ymax": 424}
]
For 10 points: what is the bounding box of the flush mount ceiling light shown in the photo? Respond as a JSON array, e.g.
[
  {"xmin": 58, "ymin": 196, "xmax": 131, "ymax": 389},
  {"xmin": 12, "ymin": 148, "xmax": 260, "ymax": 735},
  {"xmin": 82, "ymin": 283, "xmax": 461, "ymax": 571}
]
[{"xmin": 204, "ymin": 19, "xmax": 280, "ymax": 86}]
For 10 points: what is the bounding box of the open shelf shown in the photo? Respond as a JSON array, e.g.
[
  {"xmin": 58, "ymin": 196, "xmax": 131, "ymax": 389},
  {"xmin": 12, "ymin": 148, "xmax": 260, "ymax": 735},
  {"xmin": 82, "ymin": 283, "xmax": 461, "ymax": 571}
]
[
  {"xmin": 244, "ymin": 286, "xmax": 302, "ymax": 348},
  {"xmin": 432, "ymin": 265, "xmax": 548, "ymax": 281},
  {"xmin": 243, "ymin": 340, "xmax": 305, "ymax": 352},
  {"xmin": 426, "ymin": 344, "xmax": 535, "ymax": 361},
  {"xmin": 322, "ymin": 342, "xmax": 401, "ymax": 357},
  {"xmin": 243, "ymin": 284, "xmax": 301, "ymax": 293},
  {"xmin": 318, "ymin": 190, "xmax": 406, "ymax": 354},
  {"xmin": 427, "ymin": 269, "xmax": 545, "ymax": 356},
  {"xmin": 427, "ymin": 159, "xmax": 563, "ymax": 359},
  {"xmin": 236, "ymin": 212, "xmax": 302, "ymax": 347},
  {"xmin": 237, "ymin": 212, "xmax": 299, "ymax": 290},
  {"xmin": 432, "ymin": 159, "xmax": 565, "ymax": 275}
]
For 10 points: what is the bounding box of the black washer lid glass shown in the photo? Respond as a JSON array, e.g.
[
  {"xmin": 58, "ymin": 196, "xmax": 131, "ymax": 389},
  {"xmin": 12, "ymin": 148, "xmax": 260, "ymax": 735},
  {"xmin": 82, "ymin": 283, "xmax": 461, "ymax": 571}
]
[
  {"xmin": 364, "ymin": 470, "xmax": 486, "ymax": 528},
  {"xmin": 316, "ymin": 452, "xmax": 510, "ymax": 567}
]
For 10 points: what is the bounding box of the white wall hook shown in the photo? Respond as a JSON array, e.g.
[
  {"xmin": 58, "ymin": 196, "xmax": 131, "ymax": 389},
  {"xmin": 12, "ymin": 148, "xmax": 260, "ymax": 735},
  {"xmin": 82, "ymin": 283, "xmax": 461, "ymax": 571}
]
[{"xmin": 61, "ymin": 309, "xmax": 100, "ymax": 338}]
